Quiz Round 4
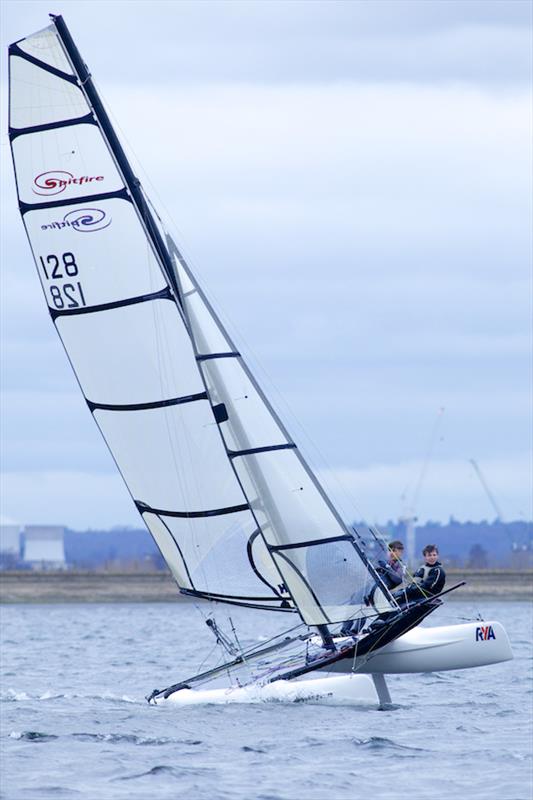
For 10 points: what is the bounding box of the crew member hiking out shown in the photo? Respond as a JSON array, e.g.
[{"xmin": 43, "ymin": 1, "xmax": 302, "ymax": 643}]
[
  {"xmin": 394, "ymin": 544, "xmax": 446, "ymax": 604},
  {"xmin": 340, "ymin": 540, "xmax": 406, "ymax": 636},
  {"xmin": 376, "ymin": 540, "xmax": 406, "ymax": 591}
]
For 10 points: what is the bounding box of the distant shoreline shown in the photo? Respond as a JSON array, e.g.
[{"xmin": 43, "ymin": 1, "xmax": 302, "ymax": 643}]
[{"xmin": 0, "ymin": 569, "xmax": 531, "ymax": 603}]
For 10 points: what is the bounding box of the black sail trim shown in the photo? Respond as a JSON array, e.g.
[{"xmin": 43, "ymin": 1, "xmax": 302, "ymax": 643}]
[
  {"xmin": 9, "ymin": 42, "xmax": 78, "ymax": 84},
  {"xmin": 20, "ymin": 188, "xmax": 131, "ymax": 215},
  {"xmin": 183, "ymin": 589, "xmax": 284, "ymax": 602},
  {"xmin": 228, "ymin": 443, "xmax": 296, "ymax": 458},
  {"xmin": 50, "ymin": 285, "xmax": 172, "ymax": 320},
  {"xmin": 196, "ymin": 352, "xmax": 240, "ymax": 361},
  {"xmin": 87, "ymin": 391, "xmax": 208, "ymax": 413},
  {"xmin": 135, "ymin": 500, "xmax": 250, "ymax": 519},
  {"xmin": 269, "ymin": 535, "xmax": 354, "ymax": 552},
  {"xmin": 9, "ymin": 113, "xmax": 96, "ymax": 141},
  {"xmin": 247, "ymin": 528, "xmax": 284, "ymax": 598},
  {"xmin": 143, "ymin": 514, "xmax": 196, "ymax": 591},
  {"xmin": 180, "ymin": 588, "xmax": 295, "ymax": 612}
]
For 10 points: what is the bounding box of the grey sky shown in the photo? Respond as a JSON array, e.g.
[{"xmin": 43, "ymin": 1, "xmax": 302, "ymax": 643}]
[{"xmin": 0, "ymin": 0, "xmax": 531, "ymax": 529}]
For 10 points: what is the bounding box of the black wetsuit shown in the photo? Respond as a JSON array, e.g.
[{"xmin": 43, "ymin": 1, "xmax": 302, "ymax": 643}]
[
  {"xmin": 395, "ymin": 560, "xmax": 446, "ymax": 603},
  {"xmin": 376, "ymin": 559, "xmax": 403, "ymax": 590}
]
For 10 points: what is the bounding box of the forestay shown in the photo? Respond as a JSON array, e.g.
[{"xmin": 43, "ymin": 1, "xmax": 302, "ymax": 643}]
[{"xmin": 9, "ymin": 19, "xmax": 393, "ymax": 626}]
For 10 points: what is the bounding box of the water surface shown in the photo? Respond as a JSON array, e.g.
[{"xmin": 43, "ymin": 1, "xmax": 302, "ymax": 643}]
[{"xmin": 1, "ymin": 600, "xmax": 531, "ymax": 799}]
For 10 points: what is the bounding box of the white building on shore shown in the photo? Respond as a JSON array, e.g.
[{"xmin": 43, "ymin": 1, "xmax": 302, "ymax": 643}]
[
  {"xmin": 23, "ymin": 526, "xmax": 66, "ymax": 570},
  {"xmin": 0, "ymin": 525, "xmax": 22, "ymax": 567}
]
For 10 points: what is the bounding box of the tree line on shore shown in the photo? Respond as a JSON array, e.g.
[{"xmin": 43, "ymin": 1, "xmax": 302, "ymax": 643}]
[{"xmin": 1, "ymin": 518, "xmax": 531, "ymax": 571}]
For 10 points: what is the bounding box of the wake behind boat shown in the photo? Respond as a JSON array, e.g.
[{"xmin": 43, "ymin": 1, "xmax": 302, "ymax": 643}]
[{"xmin": 8, "ymin": 15, "xmax": 512, "ymax": 709}]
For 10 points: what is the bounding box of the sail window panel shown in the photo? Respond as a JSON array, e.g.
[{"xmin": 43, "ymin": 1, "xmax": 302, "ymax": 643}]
[
  {"xmin": 24, "ymin": 199, "xmax": 167, "ymax": 310},
  {"xmin": 155, "ymin": 512, "xmax": 281, "ymax": 600},
  {"xmin": 10, "ymin": 56, "xmax": 88, "ymax": 129},
  {"xmin": 269, "ymin": 553, "xmax": 330, "ymax": 626},
  {"xmin": 200, "ymin": 358, "xmax": 287, "ymax": 452},
  {"xmin": 13, "ymin": 125, "xmax": 124, "ymax": 206},
  {"xmin": 142, "ymin": 513, "xmax": 193, "ymax": 591},
  {"xmin": 16, "ymin": 27, "xmax": 73, "ymax": 74},
  {"xmin": 303, "ymin": 539, "xmax": 370, "ymax": 608},
  {"xmin": 271, "ymin": 542, "xmax": 378, "ymax": 625},
  {"xmin": 93, "ymin": 404, "xmax": 244, "ymax": 513},
  {"xmin": 371, "ymin": 586, "xmax": 394, "ymax": 615},
  {"xmin": 233, "ymin": 449, "xmax": 347, "ymax": 548},
  {"xmin": 55, "ymin": 300, "xmax": 203, "ymax": 407}
]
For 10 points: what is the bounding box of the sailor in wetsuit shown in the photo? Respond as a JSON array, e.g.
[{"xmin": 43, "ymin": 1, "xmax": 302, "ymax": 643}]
[
  {"xmin": 340, "ymin": 541, "xmax": 406, "ymax": 636},
  {"xmin": 376, "ymin": 540, "xmax": 406, "ymax": 591},
  {"xmin": 395, "ymin": 544, "xmax": 446, "ymax": 604}
]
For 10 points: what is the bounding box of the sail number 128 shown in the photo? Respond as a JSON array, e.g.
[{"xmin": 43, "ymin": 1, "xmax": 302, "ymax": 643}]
[{"xmin": 38, "ymin": 252, "xmax": 87, "ymax": 310}]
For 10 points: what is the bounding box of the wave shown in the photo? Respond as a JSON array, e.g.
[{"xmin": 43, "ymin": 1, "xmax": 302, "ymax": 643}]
[
  {"xmin": 113, "ymin": 764, "xmax": 214, "ymax": 781},
  {"xmin": 1, "ymin": 688, "xmax": 138, "ymax": 704},
  {"xmin": 9, "ymin": 731, "xmax": 58, "ymax": 742},
  {"xmin": 352, "ymin": 736, "xmax": 427, "ymax": 753},
  {"xmin": 8, "ymin": 730, "xmax": 204, "ymax": 747}
]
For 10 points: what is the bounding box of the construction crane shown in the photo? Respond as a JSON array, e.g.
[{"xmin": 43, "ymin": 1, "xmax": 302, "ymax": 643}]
[
  {"xmin": 469, "ymin": 459, "xmax": 504, "ymax": 521},
  {"xmin": 468, "ymin": 459, "xmax": 531, "ymax": 560}
]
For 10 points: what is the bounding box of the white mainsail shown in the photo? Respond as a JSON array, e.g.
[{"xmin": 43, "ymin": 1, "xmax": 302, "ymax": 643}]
[{"xmin": 9, "ymin": 18, "xmax": 393, "ymax": 627}]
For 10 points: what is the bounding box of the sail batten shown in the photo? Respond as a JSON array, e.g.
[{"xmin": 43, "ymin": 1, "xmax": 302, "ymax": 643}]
[
  {"xmin": 49, "ymin": 287, "xmax": 173, "ymax": 320},
  {"xmin": 87, "ymin": 392, "xmax": 209, "ymax": 413},
  {"xmin": 135, "ymin": 502, "xmax": 251, "ymax": 519},
  {"xmin": 20, "ymin": 189, "xmax": 131, "ymax": 215},
  {"xmin": 196, "ymin": 352, "xmax": 241, "ymax": 361},
  {"xmin": 228, "ymin": 443, "xmax": 297, "ymax": 458},
  {"xmin": 10, "ymin": 113, "xmax": 97, "ymax": 141}
]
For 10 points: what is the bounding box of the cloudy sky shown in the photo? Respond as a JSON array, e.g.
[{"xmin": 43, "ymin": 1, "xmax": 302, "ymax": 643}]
[{"xmin": 1, "ymin": 0, "xmax": 531, "ymax": 530}]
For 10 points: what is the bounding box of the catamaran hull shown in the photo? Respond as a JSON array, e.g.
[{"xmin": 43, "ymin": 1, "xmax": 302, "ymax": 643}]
[
  {"xmin": 161, "ymin": 674, "xmax": 378, "ymax": 706},
  {"xmin": 326, "ymin": 621, "xmax": 513, "ymax": 675}
]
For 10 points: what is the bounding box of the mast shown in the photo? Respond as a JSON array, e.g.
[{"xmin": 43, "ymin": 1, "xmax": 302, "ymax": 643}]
[{"xmin": 50, "ymin": 14, "xmax": 182, "ymax": 308}]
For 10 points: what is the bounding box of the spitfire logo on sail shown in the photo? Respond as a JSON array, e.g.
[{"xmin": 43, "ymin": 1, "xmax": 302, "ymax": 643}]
[
  {"xmin": 41, "ymin": 208, "xmax": 111, "ymax": 233},
  {"xmin": 33, "ymin": 171, "xmax": 104, "ymax": 196},
  {"xmin": 475, "ymin": 625, "xmax": 496, "ymax": 641}
]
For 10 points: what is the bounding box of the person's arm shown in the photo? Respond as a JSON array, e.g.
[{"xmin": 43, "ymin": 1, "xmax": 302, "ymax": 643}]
[
  {"xmin": 413, "ymin": 566, "xmax": 424, "ymax": 582},
  {"xmin": 376, "ymin": 561, "xmax": 402, "ymax": 588}
]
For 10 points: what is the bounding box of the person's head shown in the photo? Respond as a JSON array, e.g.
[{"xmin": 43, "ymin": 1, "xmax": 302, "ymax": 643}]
[
  {"xmin": 422, "ymin": 544, "xmax": 439, "ymax": 565},
  {"xmin": 388, "ymin": 540, "xmax": 404, "ymax": 561}
]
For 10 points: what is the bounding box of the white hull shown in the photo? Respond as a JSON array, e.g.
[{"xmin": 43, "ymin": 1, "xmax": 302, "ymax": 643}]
[
  {"xmin": 156, "ymin": 621, "xmax": 512, "ymax": 708},
  {"xmin": 162, "ymin": 674, "xmax": 378, "ymax": 706},
  {"xmin": 328, "ymin": 621, "xmax": 513, "ymax": 675}
]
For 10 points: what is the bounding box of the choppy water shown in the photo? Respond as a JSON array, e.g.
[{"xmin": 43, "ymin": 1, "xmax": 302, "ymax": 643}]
[{"xmin": 1, "ymin": 599, "xmax": 531, "ymax": 800}]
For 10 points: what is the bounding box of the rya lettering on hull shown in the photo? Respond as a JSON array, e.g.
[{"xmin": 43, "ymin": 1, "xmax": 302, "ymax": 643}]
[{"xmin": 476, "ymin": 625, "xmax": 496, "ymax": 641}]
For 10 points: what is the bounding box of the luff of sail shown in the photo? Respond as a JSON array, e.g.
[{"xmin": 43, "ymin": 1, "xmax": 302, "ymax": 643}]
[{"xmin": 9, "ymin": 17, "xmax": 394, "ymax": 627}]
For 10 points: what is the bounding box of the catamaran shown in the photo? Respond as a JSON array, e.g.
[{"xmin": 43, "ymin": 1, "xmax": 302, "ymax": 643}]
[{"xmin": 8, "ymin": 15, "xmax": 512, "ymax": 707}]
